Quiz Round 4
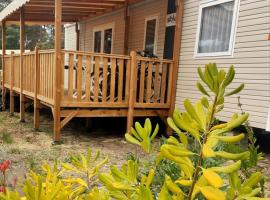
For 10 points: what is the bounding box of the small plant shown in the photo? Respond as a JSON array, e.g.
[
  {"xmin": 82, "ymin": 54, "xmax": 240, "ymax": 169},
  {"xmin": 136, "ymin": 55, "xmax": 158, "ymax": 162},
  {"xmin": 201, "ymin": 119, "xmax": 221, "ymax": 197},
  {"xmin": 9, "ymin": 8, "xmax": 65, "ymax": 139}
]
[
  {"xmin": 61, "ymin": 148, "xmax": 108, "ymax": 192},
  {"xmin": 0, "ymin": 160, "xmax": 11, "ymax": 194},
  {"xmin": 0, "ymin": 130, "xmax": 13, "ymax": 144},
  {"xmin": 99, "ymin": 159, "xmax": 155, "ymax": 199},
  {"xmin": 125, "ymin": 118, "xmax": 159, "ymax": 153}
]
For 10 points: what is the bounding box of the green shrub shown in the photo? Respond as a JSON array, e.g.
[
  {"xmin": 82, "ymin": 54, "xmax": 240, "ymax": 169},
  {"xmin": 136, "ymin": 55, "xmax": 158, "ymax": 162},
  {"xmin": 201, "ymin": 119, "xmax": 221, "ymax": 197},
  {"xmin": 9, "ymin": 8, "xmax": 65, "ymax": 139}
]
[{"xmin": 0, "ymin": 63, "xmax": 267, "ymax": 200}]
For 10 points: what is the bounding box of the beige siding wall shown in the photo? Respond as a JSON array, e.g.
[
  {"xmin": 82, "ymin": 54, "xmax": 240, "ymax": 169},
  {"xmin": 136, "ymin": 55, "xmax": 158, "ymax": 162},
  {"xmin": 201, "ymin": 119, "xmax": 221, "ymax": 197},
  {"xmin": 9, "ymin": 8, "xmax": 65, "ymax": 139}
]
[
  {"xmin": 176, "ymin": 0, "xmax": 270, "ymax": 129},
  {"xmin": 64, "ymin": 24, "xmax": 76, "ymax": 50},
  {"xmin": 64, "ymin": 0, "xmax": 168, "ymax": 57},
  {"xmin": 79, "ymin": 9, "xmax": 125, "ymax": 54},
  {"xmin": 128, "ymin": 0, "xmax": 168, "ymax": 57}
]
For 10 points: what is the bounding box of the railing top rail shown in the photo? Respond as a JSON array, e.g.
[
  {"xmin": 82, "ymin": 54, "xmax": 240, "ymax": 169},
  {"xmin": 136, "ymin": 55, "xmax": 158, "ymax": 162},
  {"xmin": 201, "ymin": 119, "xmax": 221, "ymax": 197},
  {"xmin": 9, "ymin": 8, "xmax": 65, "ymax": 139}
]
[
  {"xmin": 23, "ymin": 52, "xmax": 36, "ymax": 56},
  {"xmin": 62, "ymin": 49, "xmax": 131, "ymax": 60},
  {"xmin": 39, "ymin": 49, "xmax": 55, "ymax": 54},
  {"xmin": 136, "ymin": 56, "xmax": 174, "ymax": 63}
]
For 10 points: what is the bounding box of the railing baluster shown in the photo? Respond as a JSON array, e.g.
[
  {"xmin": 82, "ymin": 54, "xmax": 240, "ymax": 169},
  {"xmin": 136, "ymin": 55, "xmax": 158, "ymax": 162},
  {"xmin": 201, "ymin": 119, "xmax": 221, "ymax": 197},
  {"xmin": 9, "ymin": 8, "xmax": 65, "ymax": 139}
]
[
  {"xmin": 61, "ymin": 52, "xmax": 64, "ymax": 99},
  {"xmin": 110, "ymin": 58, "xmax": 116, "ymax": 102},
  {"xmin": 160, "ymin": 62, "xmax": 167, "ymax": 104},
  {"xmin": 139, "ymin": 61, "xmax": 145, "ymax": 103},
  {"xmin": 125, "ymin": 59, "xmax": 131, "ymax": 103},
  {"xmin": 68, "ymin": 53, "xmax": 74, "ymax": 100},
  {"xmin": 118, "ymin": 59, "xmax": 124, "ymax": 103},
  {"xmin": 146, "ymin": 62, "xmax": 153, "ymax": 103},
  {"xmin": 85, "ymin": 55, "xmax": 91, "ymax": 102},
  {"xmin": 153, "ymin": 62, "xmax": 160, "ymax": 103},
  {"xmin": 166, "ymin": 63, "xmax": 174, "ymax": 104},
  {"xmin": 94, "ymin": 56, "xmax": 100, "ymax": 102},
  {"xmin": 77, "ymin": 54, "xmax": 82, "ymax": 101},
  {"xmin": 102, "ymin": 57, "xmax": 108, "ymax": 102}
]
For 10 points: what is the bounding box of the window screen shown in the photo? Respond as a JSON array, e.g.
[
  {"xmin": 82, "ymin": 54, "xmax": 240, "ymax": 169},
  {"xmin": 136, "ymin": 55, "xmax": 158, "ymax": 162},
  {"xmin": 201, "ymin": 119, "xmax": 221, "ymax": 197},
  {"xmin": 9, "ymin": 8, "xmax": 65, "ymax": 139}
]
[{"xmin": 198, "ymin": 1, "xmax": 235, "ymax": 54}]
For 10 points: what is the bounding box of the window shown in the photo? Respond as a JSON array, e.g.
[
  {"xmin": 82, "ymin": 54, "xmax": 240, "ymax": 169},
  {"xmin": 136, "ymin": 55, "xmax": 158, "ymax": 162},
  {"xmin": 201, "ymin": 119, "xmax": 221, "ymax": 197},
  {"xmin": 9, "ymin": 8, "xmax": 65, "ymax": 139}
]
[
  {"xmin": 144, "ymin": 16, "xmax": 158, "ymax": 54},
  {"xmin": 93, "ymin": 23, "xmax": 114, "ymax": 54},
  {"xmin": 195, "ymin": 0, "xmax": 239, "ymax": 57}
]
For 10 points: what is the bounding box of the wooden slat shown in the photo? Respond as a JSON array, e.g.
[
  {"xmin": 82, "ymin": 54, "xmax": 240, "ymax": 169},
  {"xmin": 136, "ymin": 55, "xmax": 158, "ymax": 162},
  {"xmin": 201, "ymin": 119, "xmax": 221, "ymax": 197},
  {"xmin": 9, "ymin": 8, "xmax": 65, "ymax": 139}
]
[
  {"xmin": 39, "ymin": 54, "xmax": 42, "ymax": 96},
  {"xmin": 77, "ymin": 54, "xmax": 82, "ymax": 101},
  {"xmin": 110, "ymin": 58, "xmax": 116, "ymax": 102},
  {"xmin": 153, "ymin": 63, "xmax": 160, "ymax": 103},
  {"xmin": 68, "ymin": 54, "xmax": 74, "ymax": 100},
  {"xmin": 61, "ymin": 53, "xmax": 64, "ymax": 99},
  {"xmin": 50, "ymin": 53, "xmax": 54, "ymax": 99},
  {"xmin": 125, "ymin": 59, "xmax": 131, "ymax": 102},
  {"xmin": 139, "ymin": 61, "xmax": 145, "ymax": 103},
  {"xmin": 166, "ymin": 63, "xmax": 174, "ymax": 104},
  {"xmin": 102, "ymin": 57, "xmax": 108, "ymax": 102},
  {"xmin": 45, "ymin": 54, "xmax": 48, "ymax": 97},
  {"xmin": 85, "ymin": 55, "xmax": 91, "ymax": 101},
  {"xmin": 117, "ymin": 59, "xmax": 124, "ymax": 102},
  {"xmin": 94, "ymin": 56, "xmax": 100, "ymax": 102},
  {"xmin": 146, "ymin": 62, "xmax": 153, "ymax": 103},
  {"xmin": 160, "ymin": 63, "xmax": 168, "ymax": 103}
]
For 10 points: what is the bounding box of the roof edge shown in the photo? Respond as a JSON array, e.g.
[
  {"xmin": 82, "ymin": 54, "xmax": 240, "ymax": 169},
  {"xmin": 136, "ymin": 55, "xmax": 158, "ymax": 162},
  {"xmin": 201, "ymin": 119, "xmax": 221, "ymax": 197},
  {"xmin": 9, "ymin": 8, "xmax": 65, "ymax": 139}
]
[{"xmin": 0, "ymin": 0, "xmax": 30, "ymax": 22}]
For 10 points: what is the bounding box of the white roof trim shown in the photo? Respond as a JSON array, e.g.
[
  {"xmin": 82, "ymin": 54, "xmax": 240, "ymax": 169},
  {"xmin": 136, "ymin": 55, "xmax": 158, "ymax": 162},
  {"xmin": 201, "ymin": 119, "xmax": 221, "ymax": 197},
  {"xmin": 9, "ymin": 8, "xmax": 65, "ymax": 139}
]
[{"xmin": 0, "ymin": 0, "xmax": 30, "ymax": 22}]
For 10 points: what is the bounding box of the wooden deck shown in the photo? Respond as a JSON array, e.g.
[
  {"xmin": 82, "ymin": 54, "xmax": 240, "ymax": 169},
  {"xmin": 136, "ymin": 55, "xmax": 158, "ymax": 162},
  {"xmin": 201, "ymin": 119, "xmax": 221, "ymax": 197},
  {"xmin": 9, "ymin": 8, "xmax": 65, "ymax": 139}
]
[{"xmin": 2, "ymin": 49, "xmax": 174, "ymax": 140}]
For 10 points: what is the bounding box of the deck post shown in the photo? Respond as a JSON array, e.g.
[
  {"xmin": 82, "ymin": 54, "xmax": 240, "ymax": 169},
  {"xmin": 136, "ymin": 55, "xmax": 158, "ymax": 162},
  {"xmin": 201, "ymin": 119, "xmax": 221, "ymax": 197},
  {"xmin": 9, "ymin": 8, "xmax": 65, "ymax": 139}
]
[
  {"xmin": 53, "ymin": 0, "xmax": 62, "ymax": 142},
  {"xmin": 10, "ymin": 51, "xmax": 14, "ymax": 116},
  {"xmin": 127, "ymin": 51, "xmax": 137, "ymax": 132},
  {"xmin": 75, "ymin": 22, "xmax": 80, "ymax": 51},
  {"xmin": 168, "ymin": 0, "xmax": 184, "ymax": 118},
  {"xmin": 124, "ymin": 0, "xmax": 130, "ymax": 55},
  {"xmin": 1, "ymin": 21, "xmax": 6, "ymax": 111},
  {"xmin": 34, "ymin": 47, "xmax": 40, "ymax": 130},
  {"xmin": 19, "ymin": 7, "xmax": 25, "ymax": 122}
]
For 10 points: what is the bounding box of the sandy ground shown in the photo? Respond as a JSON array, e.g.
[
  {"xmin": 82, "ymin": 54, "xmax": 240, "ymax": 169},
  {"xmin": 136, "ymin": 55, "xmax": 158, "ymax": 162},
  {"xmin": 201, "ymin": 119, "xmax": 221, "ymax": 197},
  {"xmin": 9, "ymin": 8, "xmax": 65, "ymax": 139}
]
[
  {"xmin": 0, "ymin": 110, "xmax": 269, "ymax": 197},
  {"xmin": 0, "ymin": 110, "xmax": 145, "ymax": 184}
]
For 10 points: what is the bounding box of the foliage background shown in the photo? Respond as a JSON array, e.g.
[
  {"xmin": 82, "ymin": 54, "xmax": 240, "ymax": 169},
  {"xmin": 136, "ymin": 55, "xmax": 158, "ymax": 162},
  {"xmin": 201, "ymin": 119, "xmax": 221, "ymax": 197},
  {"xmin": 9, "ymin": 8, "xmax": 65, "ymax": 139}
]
[{"xmin": 0, "ymin": 0, "xmax": 65, "ymax": 68}]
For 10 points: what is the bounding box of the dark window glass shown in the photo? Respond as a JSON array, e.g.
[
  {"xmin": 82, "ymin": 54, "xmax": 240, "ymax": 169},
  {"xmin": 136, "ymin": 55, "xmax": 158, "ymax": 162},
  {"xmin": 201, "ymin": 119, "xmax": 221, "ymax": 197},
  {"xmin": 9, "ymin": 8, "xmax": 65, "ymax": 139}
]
[
  {"xmin": 104, "ymin": 28, "xmax": 112, "ymax": 54},
  {"xmin": 94, "ymin": 31, "xmax": 101, "ymax": 53},
  {"xmin": 145, "ymin": 19, "xmax": 157, "ymax": 54}
]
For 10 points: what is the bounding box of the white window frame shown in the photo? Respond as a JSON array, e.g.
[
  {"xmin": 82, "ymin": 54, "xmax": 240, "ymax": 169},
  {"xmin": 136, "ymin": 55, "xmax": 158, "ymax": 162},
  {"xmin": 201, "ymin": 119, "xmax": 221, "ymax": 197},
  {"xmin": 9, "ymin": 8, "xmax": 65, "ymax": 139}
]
[
  {"xmin": 194, "ymin": 0, "xmax": 240, "ymax": 58},
  {"xmin": 93, "ymin": 22, "xmax": 115, "ymax": 54},
  {"xmin": 143, "ymin": 15, "xmax": 159, "ymax": 55}
]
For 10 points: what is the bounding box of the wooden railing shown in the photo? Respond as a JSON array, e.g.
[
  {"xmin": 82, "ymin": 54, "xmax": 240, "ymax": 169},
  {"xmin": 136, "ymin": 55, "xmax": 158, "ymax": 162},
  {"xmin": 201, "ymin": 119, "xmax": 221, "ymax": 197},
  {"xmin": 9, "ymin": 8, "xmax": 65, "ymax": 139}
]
[
  {"xmin": 38, "ymin": 50, "xmax": 54, "ymax": 103},
  {"xmin": 22, "ymin": 52, "xmax": 35, "ymax": 96},
  {"xmin": 3, "ymin": 49, "xmax": 174, "ymax": 110},
  {"xmin": 13, "ymin": 55, "xmax": 20, "ymax": 92},
  {"xmin": 3, "ymin": 55, "xmax": 11, "ymax": 89},
  {"xmin": 3, "ymin": 50, "xmax": 55, "ymax": 105},
  {"xmin": 61, "ymin": 50, "xmax": 131, "ymax": 108},
  {"xmin": 134, "ymin": 57, "xmax": 174, "ymax": 109}
]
